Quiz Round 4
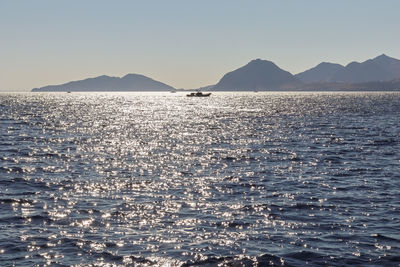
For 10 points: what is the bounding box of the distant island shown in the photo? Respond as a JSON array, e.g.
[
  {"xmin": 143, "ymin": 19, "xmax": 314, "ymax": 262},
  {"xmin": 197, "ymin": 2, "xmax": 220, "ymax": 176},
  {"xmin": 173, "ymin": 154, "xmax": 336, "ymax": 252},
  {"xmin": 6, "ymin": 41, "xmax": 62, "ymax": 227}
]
[
  {"xmin": 32, "ymin": 74, "xmax": 175, "ymax": 92},
  {"xmin": 32, "ymin": 54, "xmax": 400, "ymax": 92}
]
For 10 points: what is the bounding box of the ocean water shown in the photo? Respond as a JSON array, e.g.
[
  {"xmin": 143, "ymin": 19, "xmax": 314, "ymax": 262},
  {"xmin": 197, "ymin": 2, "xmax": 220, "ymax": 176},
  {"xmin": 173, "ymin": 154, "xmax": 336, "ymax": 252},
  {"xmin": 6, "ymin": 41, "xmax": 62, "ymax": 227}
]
[{"xmin": 0, "ymin": 92, "xmax": 399, "ymax": 266}]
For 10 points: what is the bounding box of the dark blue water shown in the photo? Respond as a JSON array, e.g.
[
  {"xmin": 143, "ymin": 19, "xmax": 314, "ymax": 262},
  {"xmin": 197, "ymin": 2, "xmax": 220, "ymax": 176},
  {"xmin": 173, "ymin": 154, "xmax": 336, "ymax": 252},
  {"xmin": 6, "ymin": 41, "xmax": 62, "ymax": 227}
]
[{"xmin": 1, "ymin": 92, "xmax": 400, "ymax": 266}]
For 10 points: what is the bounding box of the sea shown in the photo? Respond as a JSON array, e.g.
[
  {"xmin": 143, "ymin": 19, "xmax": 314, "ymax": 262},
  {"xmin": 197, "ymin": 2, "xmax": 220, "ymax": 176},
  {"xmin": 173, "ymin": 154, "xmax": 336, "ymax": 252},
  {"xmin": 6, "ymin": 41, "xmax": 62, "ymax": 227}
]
[{"xmin": 0, "ymin": 92, "xmax": 399, "ymax": 266}]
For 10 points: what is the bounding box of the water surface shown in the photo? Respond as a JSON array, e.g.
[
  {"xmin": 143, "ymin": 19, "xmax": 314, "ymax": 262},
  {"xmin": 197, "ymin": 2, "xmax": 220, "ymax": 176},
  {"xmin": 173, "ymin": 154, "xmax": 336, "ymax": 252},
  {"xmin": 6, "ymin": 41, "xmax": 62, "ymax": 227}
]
[{"xmin": 1, "ymin": 92, "xmax": 399, "ymax": 266}]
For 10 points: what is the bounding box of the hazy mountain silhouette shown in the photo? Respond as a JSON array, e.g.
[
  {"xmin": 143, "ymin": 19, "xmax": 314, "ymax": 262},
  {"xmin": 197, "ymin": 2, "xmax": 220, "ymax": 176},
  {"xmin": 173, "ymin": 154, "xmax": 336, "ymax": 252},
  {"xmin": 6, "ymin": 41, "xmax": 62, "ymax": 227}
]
[
  {"xmin": 295, "ymin": 62, "xmax": 345, "ymax": 83},
  {"xmin": 296, "ymin": 54, "xmax": 400, "ymax": 84},
  {"xmin": 31, "ymin": 54, "xmax": 400, "ymax": 92},
  {"xmin": 331, "ymin": 59, "xmax": 393, "ymax": 83},
  {"xmin": 213, "ymin": 59, "xmax": 301, "ymax": 90},
  {"xmin": 32, "ymin": 74, "xmax": 175, "ymax": 92},
  {"xmin": 371, "ymin": 54, "xmax": 400, "ymax": 79}
]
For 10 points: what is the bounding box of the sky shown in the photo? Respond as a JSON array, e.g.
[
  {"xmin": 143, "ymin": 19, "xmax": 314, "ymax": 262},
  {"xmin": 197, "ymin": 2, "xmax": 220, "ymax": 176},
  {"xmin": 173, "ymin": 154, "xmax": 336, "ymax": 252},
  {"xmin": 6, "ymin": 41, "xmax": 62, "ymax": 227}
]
[{"xmin": 1, "ymin": 0, "xmax": 399, "ymax": 91}]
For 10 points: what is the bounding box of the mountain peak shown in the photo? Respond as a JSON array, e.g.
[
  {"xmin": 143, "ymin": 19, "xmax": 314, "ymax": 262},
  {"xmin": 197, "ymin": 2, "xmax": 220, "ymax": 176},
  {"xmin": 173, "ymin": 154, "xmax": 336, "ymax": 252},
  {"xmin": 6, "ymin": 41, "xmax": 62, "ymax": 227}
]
[
  {"xmin": 247, "ymin": 58, "xmax": 275, "ymax": 66},
  {"xmin": 122, "ymin": 73, "xmax": 144, "ymax": 78},
  {"xmin": 374, "ymin": 53, "xmax": 389, "ymax": 60},
  {"xmin": 213, "ymin": 59, "xmax": 300, "ymax": 90},
  {"xmin": 371, "ymin": 53, "xmax": 400, "ymax": 78},
  {"xmin": 372, "ymin": 53, "xmax": 399, "ymax": 63},
  {"xmin": 295, "ymin": 62, "xmax": 344, "ymax": 83}
]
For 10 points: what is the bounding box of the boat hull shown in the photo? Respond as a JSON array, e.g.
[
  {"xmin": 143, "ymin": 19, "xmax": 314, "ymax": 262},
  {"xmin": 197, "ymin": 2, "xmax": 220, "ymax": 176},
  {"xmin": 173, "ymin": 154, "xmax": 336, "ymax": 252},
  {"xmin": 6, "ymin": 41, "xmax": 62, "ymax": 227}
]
[{"xmin": 186, "ymin": 92, "xmax": 211, "ymax": 97}]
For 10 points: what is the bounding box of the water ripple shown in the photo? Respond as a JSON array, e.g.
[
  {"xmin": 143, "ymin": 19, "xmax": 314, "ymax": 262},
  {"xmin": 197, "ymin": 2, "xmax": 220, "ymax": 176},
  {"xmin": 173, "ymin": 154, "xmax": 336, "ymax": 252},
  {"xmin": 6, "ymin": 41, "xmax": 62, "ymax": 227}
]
[{"xmin": 1, "ymin": 92, "xmax": 400, "ymax": 266}]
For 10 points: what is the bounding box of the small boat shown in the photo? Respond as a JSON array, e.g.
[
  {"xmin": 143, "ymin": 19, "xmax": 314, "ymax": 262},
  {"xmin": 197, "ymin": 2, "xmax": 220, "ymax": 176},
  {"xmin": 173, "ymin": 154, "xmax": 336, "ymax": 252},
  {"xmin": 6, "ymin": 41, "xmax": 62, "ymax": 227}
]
[{"xmin": 186, "ymin": 92, "xmax": 211, "ymax": 97}]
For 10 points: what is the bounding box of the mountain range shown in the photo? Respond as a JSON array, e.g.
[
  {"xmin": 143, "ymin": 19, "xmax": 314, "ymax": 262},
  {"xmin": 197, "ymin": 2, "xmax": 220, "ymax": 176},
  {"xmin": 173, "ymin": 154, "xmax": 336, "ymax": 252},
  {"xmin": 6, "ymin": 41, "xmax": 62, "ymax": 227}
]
[
  {"xmin": 296, "ymin": 54, "xmax": 400, "ymax": 83},
  {"xmin": 31, "ymin": 54, "xmax": 400, "ymax": 92}
]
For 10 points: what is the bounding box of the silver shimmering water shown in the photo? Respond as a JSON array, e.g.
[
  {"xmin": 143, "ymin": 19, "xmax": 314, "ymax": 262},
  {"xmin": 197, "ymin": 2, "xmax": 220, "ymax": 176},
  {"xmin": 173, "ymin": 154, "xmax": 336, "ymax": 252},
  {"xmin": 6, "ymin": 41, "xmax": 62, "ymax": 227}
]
[{"xmin": 1, "ymin": 92, "xmax": 400, "ymax": 266}]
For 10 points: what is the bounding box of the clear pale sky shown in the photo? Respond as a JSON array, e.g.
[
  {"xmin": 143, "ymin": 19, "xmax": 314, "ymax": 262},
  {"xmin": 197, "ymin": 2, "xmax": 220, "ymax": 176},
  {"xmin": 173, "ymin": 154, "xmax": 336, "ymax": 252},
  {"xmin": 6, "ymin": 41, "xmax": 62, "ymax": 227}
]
[{"xmin": 1, "ymin": 0, "xmax": 399, "ymax": 91}]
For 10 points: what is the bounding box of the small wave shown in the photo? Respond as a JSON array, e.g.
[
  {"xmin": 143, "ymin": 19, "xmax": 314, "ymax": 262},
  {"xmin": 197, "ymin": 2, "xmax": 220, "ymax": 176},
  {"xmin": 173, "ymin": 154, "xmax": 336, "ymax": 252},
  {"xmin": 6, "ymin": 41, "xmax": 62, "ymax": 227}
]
[
  {"xmin": 283, "ymin": 251, "xmax": 333, "ymax": 266},
  {"xmin": 371, "ymin": 233, "xmax": 400, "ymax": 242},
  {"xmin": 0, "ymin": 198, "xmax": 34, "ymax": 205},
  {"xmin": 183, "ymin": 254, "xmax": 286, "ymax": 266},
  {"xmin": 292, "ymin": 202, "xmax": 321, "ymax": 210},
  {"xmin": 0, "ymin": 214, "xmax": 53, "ymax": 224},
  {"xmin": 368, "ymin": 138, "xmax": 397, "ymax": 146},
  {"xmin": 212, "ymin": 220, "xmax": 251, "ymax": 229},
  {"xmin": 370, "ymin": 255, "xmax": 400, "ymax": 265}
]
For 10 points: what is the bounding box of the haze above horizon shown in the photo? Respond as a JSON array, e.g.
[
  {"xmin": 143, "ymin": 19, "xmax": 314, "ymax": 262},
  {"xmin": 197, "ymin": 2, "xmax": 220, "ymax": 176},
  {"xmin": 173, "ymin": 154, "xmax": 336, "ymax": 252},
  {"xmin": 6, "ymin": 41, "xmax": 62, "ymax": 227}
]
[{"xmin": 1, "ymin": 0, "xmax": 399, "ymax": 91}]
